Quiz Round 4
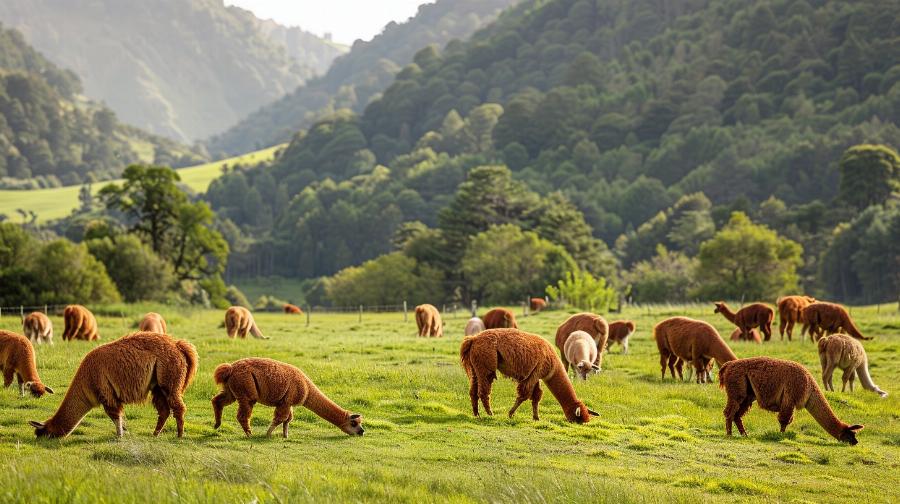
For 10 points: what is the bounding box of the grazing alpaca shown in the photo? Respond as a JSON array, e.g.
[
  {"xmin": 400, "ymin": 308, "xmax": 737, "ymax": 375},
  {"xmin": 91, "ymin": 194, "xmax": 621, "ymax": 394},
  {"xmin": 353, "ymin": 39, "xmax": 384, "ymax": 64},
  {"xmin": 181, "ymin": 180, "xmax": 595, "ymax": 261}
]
[
  {"xmin": 138, "ymin": 312, "xmax": 167, "ymax": 334},
  {"xmin": 0, "ymin": 330, "xmax": 54, "ymax": 397},
  {"xmin": 719, "ymin": 357, "xmax": 864, "ymax": 444},
  {"xmin": 530, "ymin": 298, "xmax": 547, "ymax": 312},
  {"xmin": 714, "ymin": 302, "xmax": 774, "ymax": 341},
  {"xmin": 554, "ymin": 313, "xmax": 608, "ymax": 371},
  {"xmin": 729, "ymin": 327, "xmax": 761, "ymax": 343},
  {"xmin": 681, "ymin": 357, "xmax": 715, "ymax": 383},
  {"xmin": 606, "ymin": 320, "xmax": 635, "ymax": 354},
  {"xmin": 23, "ymin": 312, "xmax": 53, "ymax": 345},
  {"xmin": 777, "ymin": 295, "xmax": 815, "ymax": 341},
  {"xmin": 224, "ymin": 306, "xmax": 268, "ymax": 339},
  {"xmin": 817, "ymin": 334, "xmax": 887, "ymax": 397},
  {"xmin": 29, "ymin": 332, "xmax": 198, "ymax": 438},
  {"xmin": 283, "ymin": 304, "xmax": 303, "ymax": 314},
  {"xmin": 212, "ymin": 358, "xmax": 364, "ymax": 437},
  {"xmin": 653, "ymin": 317, "xmax": 737, "ymax": 383},
  {"xmin": 62, "ymin": 305, "xmax": 99, "ymax": 341},
  {"xmin": 482, "ymin": 308, "xmax": 518, "ymax": 329},
  {"xmin": 415, "ymin": 304, "xmax": 443, "ymax": 337},
  {"xmin": 460, "ymin": 328, "xmax": 597, "ymax": 422},
  {"xmin": 464, "ymin": 317, "xmax": 485, "ymax": 336},
  {"xmin": 802, "ymin": 302, "xmax": 870, "ymax": 341},
  {"xmin": 563, "ymin": 331, "xmax": 599, "ymax": 380}
]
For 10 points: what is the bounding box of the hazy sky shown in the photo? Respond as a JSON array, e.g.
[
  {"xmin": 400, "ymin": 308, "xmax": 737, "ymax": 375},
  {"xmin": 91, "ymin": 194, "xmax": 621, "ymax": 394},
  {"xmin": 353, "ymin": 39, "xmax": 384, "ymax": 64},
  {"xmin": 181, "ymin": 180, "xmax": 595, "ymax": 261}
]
[{"xmin": 225, "ymin": 1, "xmax": 434, "ymax": 45}]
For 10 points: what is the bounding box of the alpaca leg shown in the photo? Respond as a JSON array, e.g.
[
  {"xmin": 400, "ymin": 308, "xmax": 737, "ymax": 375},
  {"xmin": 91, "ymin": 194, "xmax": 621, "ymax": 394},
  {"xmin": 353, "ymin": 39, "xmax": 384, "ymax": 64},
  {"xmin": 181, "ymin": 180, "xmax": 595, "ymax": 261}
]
[
  {"xmin": 530, "ymin": 383, "xmax": 543, "ymax": 421},
  {"xmin": 509, "ymin": 379, "xmax": 537, "ymax": 418},
  {"xmin": 267, "ymin": 404, "xmax": 293, "ymax": 437},
  {"xmin": 777, "ymin": 407, "xmax": 794, "ymax": 433},
  {"xmin": 723, "ymin": 398, "xmax": 740, "ymax": 436},
  {"xmin": 151, "ymin": 388, "xmax": 171, "ymax": 436},
  {"xmin": 212, "ymin": 390, "xmax": 235, "ymax": 429},
  {"xmin": 282, "ymin": 408, "xmax": 293, "ymax": 438},
  {"xmin": 848, "ymin": 370, "xmax": 856, "ymax": 392},
  {"xmin": 476, "ymin": 372, "xmax": 494, "ymax": 416},
  {"xmin": 103, "ymin": 403, "xmax": 125, "ymax": 437},
  {"xmin": 692, "ymin": 357, "xmax": 705, "ymax": 384},
  {"xmin": 2, "ymin": 368, "xmax": 14, "ymax": 388},
  {"xmin": 236, "ymin": 400, "xmax": 256, "ymax": 436},
  {"xmin": 779, "ymin": 317, "xmax": 786, "ymax": 340},
  {"xmin": 16, "ymin": 374, "xmax": 24, "ymax": 396},
  {"xmin": 733, "ymin": 396, "xmax": 753, "ymax": 436},
  {"xmin": 169, "ymin": 394, "xmax": 187, "ymax": 438},
  {"xmin": 841, "ymin": 368, "xmax": 854, "ymax": 393},
  {"xmin": 822, "ymin": 362, "xmax": 836, "ymax": 391},
  {"xmin": 786, "ymin": 319, "xmax": 794, "ymax": 341},
  {"xmin": 468, "ymin": 375, "xmax": 480, "ymax": 417},
  {"xmin": 659, "ymin": 351, "xmax": 669, "ymax": 380},
  {"xmin": 675, "ymin": 358, "xmax": 686, "ymax": 381},
  {"xmin": 762, "ymin": 321, "xmax": 772, "ymax": 341},
  {"xmin": 622, "ymin": 337, "xmax": 629, "ymax": 354}
]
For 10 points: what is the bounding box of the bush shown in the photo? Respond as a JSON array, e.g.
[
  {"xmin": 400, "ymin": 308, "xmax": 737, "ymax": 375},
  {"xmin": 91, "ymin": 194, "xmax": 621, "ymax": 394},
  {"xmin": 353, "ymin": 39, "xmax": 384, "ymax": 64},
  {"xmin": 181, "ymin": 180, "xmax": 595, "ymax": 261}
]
[
  {"xmin": 325, "ymin": 252, "xmax": 444, "ymax": 306},
  {"xmin": 86, "ymin": 235, "xmax": 175, "ymax": 302},
  {"xmin": 31, "ymin": 240, "xmax": 121, "ymax": 304},
  {"xmin": 546, "ymin": 269, "xmax": 617, "ymax": 312},
  {"xmin": 225, "ymin": 285, "xmax": 251, "ymax": 308}
]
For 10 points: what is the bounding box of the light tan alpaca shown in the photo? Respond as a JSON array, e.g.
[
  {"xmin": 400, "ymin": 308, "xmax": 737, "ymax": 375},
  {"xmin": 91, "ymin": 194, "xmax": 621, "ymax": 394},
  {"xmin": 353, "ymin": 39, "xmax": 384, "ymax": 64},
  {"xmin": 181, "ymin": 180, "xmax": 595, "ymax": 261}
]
[
  {"xmin": 554, "ymin": 313, "xmax": 608, "ymax": 371},
  {"xmin": 0, "ymin": 330, "xmax": 54, "ymax": 397},
  {"xmin": 777, "ymin": 295, "xmax": 815, "ymax": 340},
  {"xmin": 653, "ymin": 317, "xmax": 737, "ymax": 383},
  {"xmin": 415, "ymin": 304, "xmax": 443, "ymax": 337},
  {"xmin": 62, "ymin": 304, "xmax": 99, "ymax": 341},
  {"xmin": 212, "ymin": 357, "xmax": 364, "ymax": 437},
  {"xmin": 224, "ymin": 306, "xmax": 268, "ymax": 339},
  {"xmin": 464, "ymin": 317, "xmax": 485, "ymax": 336},
  {"xmin": 719, "ymin": 357, "xmax": 864, "ymax": 444},
  {"xmin": 817, "ymin": 334, "xmax": 887, "ymax": 397},
  {"xmin": 802, "ymin": 302, "xmax": 871, "ymax": 341},
  {"xmin": 30, "ymin": 332, "xmax": 198, "ymax": 438},
  {"xmin": 563, "ymin": 330, "xmax": 600, "ymax": 380},
  {"xmin": 460, "ymin": 328, "xmax": 597, "ymax": 422},
  {"xmin": 23, "ymin": 312, "xmax": 53, "ymax": 344},
  {"xmin": 138, "ymin": 312, "xmax": 167, "ymax": 334}
]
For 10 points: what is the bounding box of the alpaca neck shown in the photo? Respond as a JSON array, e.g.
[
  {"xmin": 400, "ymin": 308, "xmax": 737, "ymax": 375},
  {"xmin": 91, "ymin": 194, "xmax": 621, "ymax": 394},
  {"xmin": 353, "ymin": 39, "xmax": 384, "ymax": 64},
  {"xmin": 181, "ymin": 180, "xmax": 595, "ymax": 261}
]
[
  {"xmin": 710, "ymin": 338, "xmax": 738, "ymax": 366},
  {"xmin": 44, "ymin": 385, "xmax": 93, "ymax": 436},
  {"xmin": 856, "ymin": 360, "xmax": 885, "ymax": 395},
  {"xmin": 543, "ymin": 365, "xmax": 582, "ymax": 420},
  {"xmin": 302, "ymin": 381, "xmax": 349, "ymax": 429},
  {"xmin": 842, "ymin": 313, "xmax": 865, "ymax": 339},
  {"xmin": 717, "ymin": 305, "xmax": 737, "ymax": 323},
  {"xmin": 804, "ymin": 385, "xmax": 849, "ymax": 440}
]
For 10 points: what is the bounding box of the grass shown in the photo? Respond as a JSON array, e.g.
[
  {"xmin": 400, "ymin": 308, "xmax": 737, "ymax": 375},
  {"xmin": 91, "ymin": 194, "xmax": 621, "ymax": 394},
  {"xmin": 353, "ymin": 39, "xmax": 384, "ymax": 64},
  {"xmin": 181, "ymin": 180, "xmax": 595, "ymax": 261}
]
[
  {"xmin": 0, "ymin": 144, "xmax": 284, "ymax": 223},
  {"xmin": 0, "ymin": 302, "xmax": 897, "ymax": 502}
]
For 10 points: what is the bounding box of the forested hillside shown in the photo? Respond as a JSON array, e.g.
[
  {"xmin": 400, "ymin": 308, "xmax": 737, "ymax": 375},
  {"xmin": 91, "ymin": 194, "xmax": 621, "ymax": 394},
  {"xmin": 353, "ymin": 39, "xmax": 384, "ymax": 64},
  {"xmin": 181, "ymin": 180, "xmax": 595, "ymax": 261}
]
[
  {"xmin": 206, "ymin": 0, "xmax": 519, "ymax": 155},
  {"xmin": 0, "ymin": 0, "xmax": 345, "ymax": 141}
]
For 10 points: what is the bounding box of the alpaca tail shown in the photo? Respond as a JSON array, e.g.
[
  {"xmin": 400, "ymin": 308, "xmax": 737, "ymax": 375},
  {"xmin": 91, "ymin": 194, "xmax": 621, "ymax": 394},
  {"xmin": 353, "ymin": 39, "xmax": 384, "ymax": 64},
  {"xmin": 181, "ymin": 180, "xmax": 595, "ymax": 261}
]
[
  {"xmin": 718, "ymin": 360, "xmax": 735, "ymax": 389},
  {"xmin": 249, "ymin": 322, "xmax": 267, "ymax": 339},
  {"xmin": 213, "ymin": 363, "xmax": 233, "ymax": 386},
  {"xmin": 175, "ymin": 340, "xmax": 199, "ymax": 392},
  {"xmin": 460, "ymin": 337, "xmax": 476, "ymax": 377},
  {"xmin": 855, "ymin": 358, "xmax": 887, "ymax": 397}
]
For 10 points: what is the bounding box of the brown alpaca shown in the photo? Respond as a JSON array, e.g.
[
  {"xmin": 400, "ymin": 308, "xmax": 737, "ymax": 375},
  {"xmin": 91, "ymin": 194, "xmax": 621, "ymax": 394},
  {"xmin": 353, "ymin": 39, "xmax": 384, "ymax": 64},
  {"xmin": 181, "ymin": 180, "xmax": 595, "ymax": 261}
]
[
  {"xmin": 653, "ymin": 317, "xmax": 737, "ymax": 383},
  {"xmin": 212, "ymin": 357, "xmax": 364, "ymax": 437},
  {"xmin": 777, "ymin": 295, "xmax": 815, "ymax": 340},
  {"xmin": 606, "ymin": 320, "xmax": 635, "ymax": 354},
  {"xmin": 530, "ymin": 298, "xmax": 547, "ymax": 312},
  {"xmin": 482, "ymin": 308, "xmax": 518, "ymax": 329},
  {"xmin": 138, "ymin": 312, "xmax": 167, "ymax": 334},
  {"xmin": 23, "ymin": 312, "xmax": 53, "ymax": 345},
  {"xmin": 719, "ymin": 357, "xmax": 864, "ymax": 444},
  {"xmin": 283, "ymin": 304, "xmax": 303, "ymax": 314},
  {"xmin": 224, "ymin": 306, "xmax": 268, "ymax": 339},
  {"xmin": 460, "ymin": 328, "xmax": 597, "ymax": 422},
  {"xmin": 554, "ymin": 313, "xmax": 608, "ymax": 371},
  {"xmin": 62, "ymin": 305, "xmax": 99, "ymax": 341},
  {"xmin": 0, "ymin": 330, "xmax": 54, "ymax": 397},
  {"xmin": 29, "ymin": 332, "xmax": 198, "ymax": 438},
  {"xmin": 714, "ymin": 302, "xmax": 774, "ymax": 341},
  {"xmin": 802, "ymin": 302, "xmax": 871, "ymax": 341},
  {"xmin": 415, "ymin": 304, "xmax": 443, "ymax": 337},
  {"xmin": 729, "ymin": 327, "xmax": 761, "ymax": 343},
  {"xmin": 817, "ymin": 334, "xmax": 887, "ymax": 397}
]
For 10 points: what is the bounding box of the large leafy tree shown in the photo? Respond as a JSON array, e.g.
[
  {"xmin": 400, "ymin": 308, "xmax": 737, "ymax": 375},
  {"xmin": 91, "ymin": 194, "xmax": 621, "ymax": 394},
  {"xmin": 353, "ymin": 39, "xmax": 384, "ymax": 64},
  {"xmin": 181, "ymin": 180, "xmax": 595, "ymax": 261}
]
[{"xmin": 838, "ymin": 144, "xmax": 900, "ymax": 211}]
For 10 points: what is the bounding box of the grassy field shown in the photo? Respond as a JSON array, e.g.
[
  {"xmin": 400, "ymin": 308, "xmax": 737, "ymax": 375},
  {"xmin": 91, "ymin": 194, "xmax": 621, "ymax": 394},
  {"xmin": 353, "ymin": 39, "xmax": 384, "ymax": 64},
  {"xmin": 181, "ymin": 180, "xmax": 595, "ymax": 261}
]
[
  {"xmin": 0, "ymin": 303, "xmax": 897, "ymax": 502},
  {"xmin": 0, "ymin": 144, "xmax": 284, "ymax": 223}
]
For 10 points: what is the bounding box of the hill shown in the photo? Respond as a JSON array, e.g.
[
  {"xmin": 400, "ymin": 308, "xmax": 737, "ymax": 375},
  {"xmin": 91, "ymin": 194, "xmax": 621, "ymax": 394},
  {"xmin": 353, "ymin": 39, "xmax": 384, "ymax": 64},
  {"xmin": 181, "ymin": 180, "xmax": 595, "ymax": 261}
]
[{"xmin": 0, "ymin": 0, "xmax": 346, "ymax": 141}]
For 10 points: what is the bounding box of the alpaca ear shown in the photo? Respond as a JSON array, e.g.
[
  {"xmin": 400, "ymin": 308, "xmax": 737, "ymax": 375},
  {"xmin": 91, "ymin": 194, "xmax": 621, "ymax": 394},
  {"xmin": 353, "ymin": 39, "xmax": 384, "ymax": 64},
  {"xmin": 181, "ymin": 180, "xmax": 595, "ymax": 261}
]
[
  {"xmin": 587, "ymin": 409, "xmax": 599, "ymax": 416},
  {"xmin": 591, "ymin": 364, "xmax": 600, "ymax": 371},
  {"xmin": 849, "ymin": 424, "xmax": 864, "ymax": 431},
  {"xmin": 574, "ymin": 408, "xmax": 581, "ymax": 417},
  {"xmin": 28, "ymin": 420, "xmax": 44, "ymax": 428},
  {"xmin": 44, "ymin": 386, "xmax": 54, "ymax": 394},
  {"xmin": 350, "ymin": 414, "xmax": 361, "ymax": 420}
]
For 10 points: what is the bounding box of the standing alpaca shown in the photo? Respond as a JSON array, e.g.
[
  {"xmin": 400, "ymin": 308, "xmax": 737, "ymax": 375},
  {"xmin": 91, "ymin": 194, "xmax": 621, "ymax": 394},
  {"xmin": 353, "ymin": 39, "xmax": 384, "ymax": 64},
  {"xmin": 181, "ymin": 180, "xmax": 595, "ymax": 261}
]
[
  {"xmin": 563, "ymin": 330, "xmax": 600, "ymax": 380},
  {"xmin": 802, "ymin": 302, "xmax": 871, "ymax": 341},
  {"xmin": 818, "ymin": 334, "xmax": 887, "ymax": 397},
  {"xmin": 482, "ymin": 308, "xmax": 518, "ymax": 329},
  {"xmin": 777, "ymin": 295, "xmax": 815, "ymax": 341},
  {"xmin": 138, "ymin": 312, "xmax": 167, "ymax": 334},
  {"xmin": 62, "ymin": 305, "xmax": 99, "ymax": 341},
  {"xmin": 606, "ymin": 320, "xmax": 635, "ymax": 354},
  {"xmin": 29, "ymin": 332, "xmax": 198, "ymax": 438},
  {"xmin": 719, "ymin": 357, "xmax": 864, "ymax": 444},
  {"xmin": 530, "ymin": 298, "xmax": 547, "ymax": 312},
  {"xmin": 653, "ymin": 317, "xmax": 737, "ymax": 383},
  {"xmin": 224, "ymin": 306, "xmax": 268, "ymax": 339},
  {"xmin": 729, "ymin": 327, "xmax": 761, "ymax": 343},
  {"xmin": 212, "ymin": 358, "xmax": 364, "ymax": 437},
  {"xmin": 0, "ymin": 330, "xmax": 54, "ymax": 397},
  {"xmin": 460, "ymin": 328, "xmax": 597, "ymax": 422},
  {"xmin": 23, "ymin": 312, "xmax": 53, "ymax": 345},
  {"xmin": 415, "ymin": 304, "xmax": 443, "ymax": 337},
  {"xmin": 714, "ymin": 302, "xmax": 774, "ymax": 341},
  {"xmin": 554, "ymin": 313, "xmax": 608, "ymax": 371},
  {"xmin": 283, "ymin": 304, "xmax": 303, "ymax": 314},
  {"xmin": 464, "ymin": 317, "xmax": 485, "ymax": 336}
]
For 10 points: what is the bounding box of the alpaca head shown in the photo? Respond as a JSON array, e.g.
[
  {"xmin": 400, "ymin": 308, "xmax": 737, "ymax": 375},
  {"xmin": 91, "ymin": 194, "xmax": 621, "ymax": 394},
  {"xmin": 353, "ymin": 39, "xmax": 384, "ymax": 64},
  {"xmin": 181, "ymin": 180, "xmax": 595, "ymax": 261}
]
[
  {"xmin": 713, "ymin": 302, "xmax": 726, "ymax": 314},
  {"xmin": 574, "ymin": 361, "xmax": 600, "ymax": 380},
  {"xmin": 569, "ymin": 404, "xmax": 600, "ymax": 424},
  {"xmin": 29, "ymin": 420, "xmax": 57, "ymax": 438},
  {"xmin": 839, "ymin": 424, "xmax": 863, "ymax": 445},
  {"xmin": 24, "ymin": 381, "xmax": 53, "ymax": 398},
  {"xmin": 340, "ymin": 413, "xmax": 364, "ymax": 436}
]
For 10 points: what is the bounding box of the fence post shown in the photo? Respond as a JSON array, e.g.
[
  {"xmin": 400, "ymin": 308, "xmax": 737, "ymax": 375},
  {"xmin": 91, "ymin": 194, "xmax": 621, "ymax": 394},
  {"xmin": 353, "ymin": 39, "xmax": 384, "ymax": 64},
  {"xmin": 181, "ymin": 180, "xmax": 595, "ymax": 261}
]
[
  {"xmin": 442, "ymin": 304, "xmax": 446, "ymax": 315},
  {"xmin": 306, "ymin": 306, "xmax": 310, "ymax": 327},
  {"xmin": 403, "ymin": 300, "xmax": 407, "ymax": 322},
  {"xmin": 44, "ymin": 304, "xmax": 48, "ymax": 314},
  {"xmin": 471, "ymin": 300, "xmax": 477, "ymax": 317},
  {"xmin": 20, "ymin": 306, "xmax": 24, "ymax": 318},
  {"xmin": 358, "ymin": 305, "xmax": 363, "ymax": 323}
]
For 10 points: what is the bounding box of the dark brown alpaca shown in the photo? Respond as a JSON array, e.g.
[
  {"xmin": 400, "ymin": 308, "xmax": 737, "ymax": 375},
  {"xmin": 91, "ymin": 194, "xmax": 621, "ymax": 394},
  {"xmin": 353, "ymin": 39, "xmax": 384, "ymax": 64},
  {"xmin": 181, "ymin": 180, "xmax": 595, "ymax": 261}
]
[
  {"xmin": 482, "ymin": 308, "xmax": 518, "ymax": 329},
  {"xmin": 62, "ymin": 305, "xmax": 99, "ymax": 341},
  {"xmin": 415, "ymin": 304, "xmax": 443, "ymax": 337},
  {"xmin": 213, "ymin": 358, "xmax": 364, "ymax": 437},
  {"xmin": 22, "ymin": 312, "xmax": 53, "ymax": 344},
  {"xmin": 719, "ymin": 357, "xmax": 863, "ymax": 445},
  {"xmin": 554, "ymin": 313, "xmax": 608, "ymax": 371},
  {"xmin": 801, "ymin": 302, "xmax": 871, "ymax": 341},
  {"xmin": 0, "ymin": 330, "xmax": 53, "ymax": 397},
  {"xmin": 653, "ymin": 317, "xmax": 737, "ymax": 383},
  {"xmin": 606, "ymin": 320, "xmax": 635, "ymax": 354},
  {"xmin": 30, "ymin": 332, "xmax": 198, "ymax": 438},
  {"xmin": 777, "ymin": 295, "xmax": 815, "ymax": 341},
  {"xmin": 530, "ymin": 298, "xmax": 547, "ymax": 312},
  {"xmin": 714, "ymin": 302, "xmax": 774, "ymax": 341},
  {"xmin": 283, "ymin": 304, "xmax": 303, "ymax": 314},
  {"xmin": 460, "ymin": 328, "xmax": 597, "ymax": 423}
]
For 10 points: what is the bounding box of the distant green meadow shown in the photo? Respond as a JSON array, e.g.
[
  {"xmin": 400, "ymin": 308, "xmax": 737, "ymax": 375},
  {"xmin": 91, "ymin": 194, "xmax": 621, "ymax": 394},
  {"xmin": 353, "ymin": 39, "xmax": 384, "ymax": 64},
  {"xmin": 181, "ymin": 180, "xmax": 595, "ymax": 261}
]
[{"xmin": 0, "ymin": 303, "xmax": 897, "ymax": 502}]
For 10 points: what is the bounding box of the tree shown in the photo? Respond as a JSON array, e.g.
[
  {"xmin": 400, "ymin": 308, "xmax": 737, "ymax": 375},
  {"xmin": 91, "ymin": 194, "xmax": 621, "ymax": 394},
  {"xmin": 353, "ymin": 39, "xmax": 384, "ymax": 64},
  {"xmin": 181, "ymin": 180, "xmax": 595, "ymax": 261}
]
[
  {"xmin": 625, "ymin": 246, "xmax": 698, "ymax": 303},
  {"xmin": 838, "ymin": 144, "xmax": 900, "ymax": 211},
  {"xmin": 325, "ymin": 252, "xmax": 444, "ymax": 306},
  {"xmin": 169, "ymin": 201, "xmax": 229, "ymax": 281},
  {"xmin": 534, "ymin": 192, "xmax": 617, "ymax": 277},
  {"xmin": 31, "ymin": 240, "xmax": 120, "ymax": 304},
  {"xmin": 86, "ymin": 235, "xmax": 174, "ymax": 302},
  {"xmin": 546, "ymin": 269, "xmax": 617, "ymax": 313}
]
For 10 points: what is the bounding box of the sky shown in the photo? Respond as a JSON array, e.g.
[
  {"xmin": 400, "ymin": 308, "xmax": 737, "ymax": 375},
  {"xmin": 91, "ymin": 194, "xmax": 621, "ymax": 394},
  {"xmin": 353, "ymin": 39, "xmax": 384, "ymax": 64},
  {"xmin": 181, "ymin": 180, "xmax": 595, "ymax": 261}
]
[{"xmin": 224, "ymin": 1, "xmax": 435, "ymax": 45}]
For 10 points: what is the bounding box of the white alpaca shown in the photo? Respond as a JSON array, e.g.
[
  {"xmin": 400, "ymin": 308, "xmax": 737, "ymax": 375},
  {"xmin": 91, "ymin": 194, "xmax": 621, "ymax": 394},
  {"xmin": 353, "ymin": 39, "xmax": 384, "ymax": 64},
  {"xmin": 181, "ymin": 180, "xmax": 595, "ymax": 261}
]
[
  {"xmin": 818, "ymin": 333, "xmax": 887, "ymax": 398},
  {"xmin": 563, "ymin": 330, "xmax": 599, "ymax": 380},
  {"xmin": 464, "ymin": 317, "xmax": 485, "ymax": 336}
]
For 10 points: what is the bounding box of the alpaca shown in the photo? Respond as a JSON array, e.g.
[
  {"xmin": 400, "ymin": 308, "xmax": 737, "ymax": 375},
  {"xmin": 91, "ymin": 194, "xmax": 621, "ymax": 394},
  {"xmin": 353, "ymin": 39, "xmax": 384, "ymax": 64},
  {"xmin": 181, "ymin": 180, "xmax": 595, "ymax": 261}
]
[
  {"xmin": 719, "ymin": 357, "xmax": 864, "ymax": 444},
  {"xmin": 653, "ymin": 317, "xmax": 737, "ymax": 383},
  {"xmin": 681, "ymin": 357, "xmax": 715, "ymax": 383},
  {"xmin": 224, "ymin": 306, "xmax": 268, "ymax": 339},
  {"xmin": 563, "ymin": 330, "xmax": 599, "ymax": 380},
  {"xmin": 415, "ymin": 304, "xmax": 443, "ymax": 337},
  {"xmin": 22, "ymin": 312, "xmax": 53, "ymax": 345},
  {"xmin": 482, "ymin": 308, "xmax": 517, "ymax": 329},
  {"xmin": 729, "ymin": 327, "xmax": 761, "ymax": 343},
  {"xmin": 460, "ymin": 328, "xmax": 597, "ymax": 422},
  {"xmin": 138, "ymin": 312, "xmax": 167, "ymax": 334},
  {"xmin": 29, "ymin": 332, "xmax": 198, "ymax": 438},
  {"xmin": 212, "ymin": 357, "xmax": 364, "ymax": 437},
  {"xmin": 817, "ymin": 334, "xmax": 887, "ymax": 397},
  {"xmin": 464, "ymin": 317, "xmax": 485, "ymax": 336},
  {"xmin": 530, "ymin": 298, "xmax": 547, "ymax": 312},
  {"xmin": 802, "ymin": 302, "xmax": 870, "ymax": 341},
  {"xmin": 62, "ymin": 305, "xmax": 99, "ymax": 341},
  {"xmin": 554, "ymin": 313, "xmax": 608, "ymax": 371},
  {"xmin": 0, "ymin": 330, "xmax": 53, "ymax": 397},
  {"xmin": 606, "ymin": 320, "xmax": 635, "ymax": 354},
  {"xmin": 714, "ymin": 302, "xmax": 774, "ymax": 341},
  {"xmin": 283, "ymin": 304, "xmax": 303, "ymax": 314},
  {"xmin": 777, "ymin": 295, "xmax": 815, "ymax": 341}
]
